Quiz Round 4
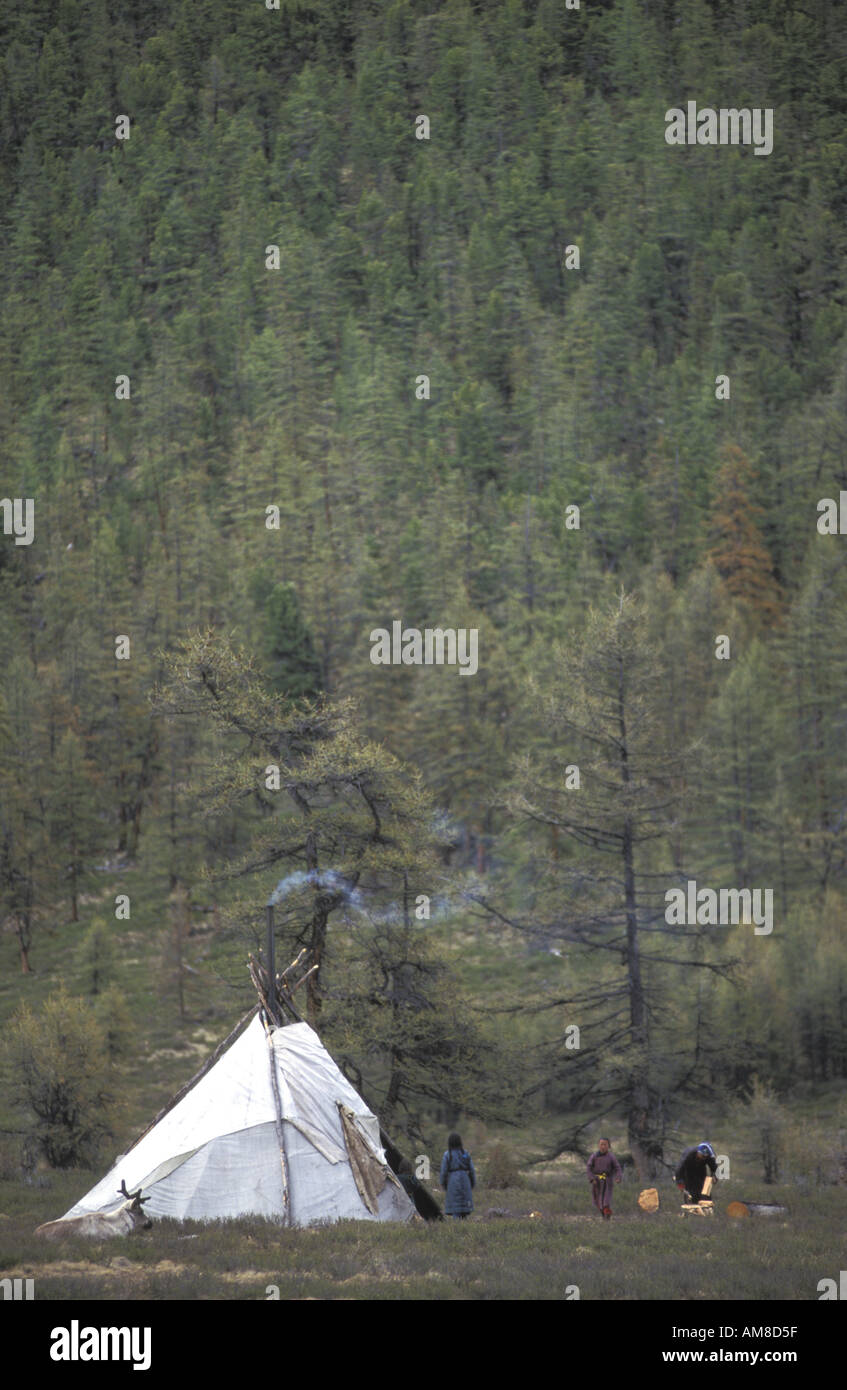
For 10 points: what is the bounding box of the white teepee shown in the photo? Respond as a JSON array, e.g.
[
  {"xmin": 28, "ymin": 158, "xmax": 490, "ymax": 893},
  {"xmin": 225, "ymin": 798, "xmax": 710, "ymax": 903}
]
[{"xmin": 62, "ymin": 1014, "xmax": 414, "ymax": 1228}]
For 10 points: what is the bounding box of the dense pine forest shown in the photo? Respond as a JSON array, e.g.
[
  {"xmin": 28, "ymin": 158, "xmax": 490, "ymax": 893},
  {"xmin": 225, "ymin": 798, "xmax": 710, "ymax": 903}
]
[{"xmin": 2, "ymin": 0, "xmax": 847, "ymax": 1190}]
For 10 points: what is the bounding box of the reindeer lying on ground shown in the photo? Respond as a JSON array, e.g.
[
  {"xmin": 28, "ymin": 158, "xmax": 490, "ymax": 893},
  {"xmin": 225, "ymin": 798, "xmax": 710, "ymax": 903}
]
[{"xmin": 35, "ymin": 1181, "xmax": 152, "ymax": 1241}]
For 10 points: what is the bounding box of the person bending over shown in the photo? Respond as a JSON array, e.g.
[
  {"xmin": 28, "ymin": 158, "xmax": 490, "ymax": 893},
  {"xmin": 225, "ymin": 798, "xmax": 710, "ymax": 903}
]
[{"xmin": 675, "ymin": 1142, "xmax": 717, "ymax": 1203}]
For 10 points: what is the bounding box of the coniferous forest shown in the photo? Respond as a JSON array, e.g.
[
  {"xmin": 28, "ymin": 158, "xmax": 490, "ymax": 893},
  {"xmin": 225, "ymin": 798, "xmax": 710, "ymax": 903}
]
[{"xmin": 2, "ymin": 0, "xmax": 847, "ymax": 1313}]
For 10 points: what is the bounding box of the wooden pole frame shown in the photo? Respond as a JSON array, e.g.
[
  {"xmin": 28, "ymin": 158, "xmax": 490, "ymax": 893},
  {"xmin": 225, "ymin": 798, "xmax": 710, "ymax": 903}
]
[{"xmin": 266, "ymin": 901, "xmax": 275, "ymax": 1015}]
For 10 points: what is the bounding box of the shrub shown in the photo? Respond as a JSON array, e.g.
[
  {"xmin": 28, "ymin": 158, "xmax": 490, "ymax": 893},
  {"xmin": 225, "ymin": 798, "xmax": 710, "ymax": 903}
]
[
  {"xmin": 94, "ymin": 982, "xmax": 133, "ymax": 1061},
  {"xmin": 484, "ymin": 1142, "xmax": 523, "ymax": 1188},
  {"xmin": 5, "ymin": 986, "xmax": 118, "ymax": 1167},
  {"xmin": 0, "ymin": 1134, "xmax": 21, "ymax": 1181},
  {"xmin": 737, "ymin": 1078, "xmax": 788, "ymax": 1184}
]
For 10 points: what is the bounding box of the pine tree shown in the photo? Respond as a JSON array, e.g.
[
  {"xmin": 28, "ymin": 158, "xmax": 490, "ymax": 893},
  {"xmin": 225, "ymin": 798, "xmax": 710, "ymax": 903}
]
[
  {"xmin": 706, "ymin": 443, "xmax": 783, "ymax": 626},
  {"xmin": 49, "ymin": 728, "xmax": 103, "ymax": 923},
  {"xmin": 249, "ymin": 572, "xmax": 322, "ymax": 701},
  {"xmin": 0, "ymin": 657, "xmax": 52, "ymax": 973}
]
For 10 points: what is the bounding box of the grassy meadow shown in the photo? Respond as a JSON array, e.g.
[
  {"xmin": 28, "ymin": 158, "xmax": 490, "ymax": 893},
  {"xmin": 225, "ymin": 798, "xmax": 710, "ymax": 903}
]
[{"xmin": 2, "ymin": 1165, "xmax": 843, "ymax": 1301}]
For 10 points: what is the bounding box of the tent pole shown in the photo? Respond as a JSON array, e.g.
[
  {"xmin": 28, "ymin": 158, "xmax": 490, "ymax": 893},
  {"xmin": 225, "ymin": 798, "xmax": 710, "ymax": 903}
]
[
  {"xmin": 262, "ymin": 1018, "xmax": 291, "ymax": 1225},
  {"xmin": 266, "ymin": 902, "xmax": 276, "ymax": 1018},
  {"xmin": 263, "ymin": 903, "xmax": 288, "ymax": 1221}
]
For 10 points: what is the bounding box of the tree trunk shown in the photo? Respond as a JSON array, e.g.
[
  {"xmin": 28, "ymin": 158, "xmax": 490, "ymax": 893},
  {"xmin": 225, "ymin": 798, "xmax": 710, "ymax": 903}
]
[
  {"xmin": 169, "ymin": 748, "xmax": 178, "ymax": 891},
  {"xmin": 382, "ymin": 1030, "xmax": 404, "ymax": 1130},
  {"xmin": 70, "ymin": 829, "xmax": 79, "ymax": 922},
  {"xmin": 16, "ymin": 916, "xmax": 32, "ymax": 974},
  {"xmin": 618, "ymin": 659, "xmax": 662, "ymax": 1177}
]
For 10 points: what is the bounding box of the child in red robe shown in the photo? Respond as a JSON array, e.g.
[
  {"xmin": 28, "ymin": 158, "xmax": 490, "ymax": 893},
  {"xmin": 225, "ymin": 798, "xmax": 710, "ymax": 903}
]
[{"xmin": 587, "ymin": 1137, "xmax": 623, "ymax": 1220}]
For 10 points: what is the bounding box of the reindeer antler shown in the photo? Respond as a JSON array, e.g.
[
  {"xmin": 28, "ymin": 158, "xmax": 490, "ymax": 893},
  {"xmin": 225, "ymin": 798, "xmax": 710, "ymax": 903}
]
[{"xmin": 118, "ymin": 1179, "xmax": 149, "ymax": 1204}]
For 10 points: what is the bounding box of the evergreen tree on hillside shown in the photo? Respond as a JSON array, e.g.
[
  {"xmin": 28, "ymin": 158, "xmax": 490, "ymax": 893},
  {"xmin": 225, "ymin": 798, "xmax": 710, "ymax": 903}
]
[
  {"xmin": 2, "ymin": 0, "xmax": 847, "ymax": 1136},
  {"xmin": 49, "ymin": 727, "xmax": 103, "ymax": 923},
  {"xmin": 249, "ymin": 571, "xmax": 322, "ymax": 701},
  {"xmin": 706, "ymin": 442, "xmax": 783, "ymax": 625},
  {"xmin": 0, "ymin": 659, "xmax": 52, "ymax": 974},
  {"xmin": 778, "ymin": 548, "xmax": 847, "ymax": 901}
]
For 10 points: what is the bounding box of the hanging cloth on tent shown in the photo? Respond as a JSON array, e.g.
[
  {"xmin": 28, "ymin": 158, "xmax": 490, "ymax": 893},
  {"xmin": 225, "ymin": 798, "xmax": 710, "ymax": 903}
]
[{"xmin": 338, "ymin": 1105, "xmax": 388, "ymax": 1215}]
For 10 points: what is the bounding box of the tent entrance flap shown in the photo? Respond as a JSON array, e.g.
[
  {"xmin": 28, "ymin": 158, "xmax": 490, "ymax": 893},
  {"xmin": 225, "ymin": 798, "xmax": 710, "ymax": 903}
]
[{"xmin": 338, "ymin": 1104, "xmax": 388, "ymax": 1215}]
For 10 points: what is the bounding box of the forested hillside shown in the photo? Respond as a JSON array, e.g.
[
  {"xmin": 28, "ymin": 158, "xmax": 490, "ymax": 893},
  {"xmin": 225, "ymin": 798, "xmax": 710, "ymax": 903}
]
[{"xmin": 2, "ymin": 0, "xmax": 847, "ymax": 1174}]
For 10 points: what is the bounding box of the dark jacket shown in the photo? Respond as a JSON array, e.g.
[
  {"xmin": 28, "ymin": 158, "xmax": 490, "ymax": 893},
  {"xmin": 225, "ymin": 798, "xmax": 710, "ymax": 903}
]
[
  {"xmin": 440, "ymin": 1148, "xmax": 476, "ymax": 1215},
  {"xmin": 675, "ymin": 1145, "xmax": 717, "ymax": 1196}
]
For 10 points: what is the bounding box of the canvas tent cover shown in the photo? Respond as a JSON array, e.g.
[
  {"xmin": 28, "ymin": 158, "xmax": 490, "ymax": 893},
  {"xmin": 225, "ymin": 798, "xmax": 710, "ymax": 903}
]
[{"xmin": 63, "ymin": 1016, "xmax": 414, "ymax": 1228}]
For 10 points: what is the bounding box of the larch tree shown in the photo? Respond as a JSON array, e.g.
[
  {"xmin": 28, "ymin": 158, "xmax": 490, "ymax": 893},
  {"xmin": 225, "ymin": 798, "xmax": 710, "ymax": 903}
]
[
  {"xmin": 706, "ymin": 443, "xmax": 783, "ymax": 626},
  {"xmin": 499, "ymin": 593, "xmax": 731, "ymax": 1176},
  {"xmin": 152, "ymin": 628, "xmax": 497, "ymax": 1138}
]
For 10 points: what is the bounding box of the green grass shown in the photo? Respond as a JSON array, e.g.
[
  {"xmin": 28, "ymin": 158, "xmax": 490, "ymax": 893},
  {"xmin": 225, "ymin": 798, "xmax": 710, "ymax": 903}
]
[{"xmin": 2, "ymin": 1173, "xmax": 842, "ymax": 1301}]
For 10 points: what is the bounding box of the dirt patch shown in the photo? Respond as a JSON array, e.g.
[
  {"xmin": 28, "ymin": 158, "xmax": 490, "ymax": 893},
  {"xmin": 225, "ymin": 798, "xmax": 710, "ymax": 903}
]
[
  {"xmin": 219, "ymin": 1269, "xmax": 276, "ymax": 1285},
  {"xmin": 335, "ymin": 1272, "xmax": 408, "ymax": 1285},
  {"xmin": 147, "ymin": 1044, "xmax": 208, "ymax": 1061},
  {"xmin": 4, "ymin": 1259, "xmax": 191, "ymax": 1280},
  {"xmin": 6, "ymin": 1260, "xmax": 330, "ymax": 1289}
]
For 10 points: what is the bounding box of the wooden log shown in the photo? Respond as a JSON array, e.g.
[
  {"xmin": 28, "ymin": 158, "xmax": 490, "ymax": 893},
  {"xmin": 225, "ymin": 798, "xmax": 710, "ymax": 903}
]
[
  {"xmin": 638, "ymin": 1187, "xmax": 659, "ymax": 1212},
  {"xmin": 727, "ymin": 1200, "xmax": 750, "ymax": 1219},
  {"xmin": 680, "ymin": 1201, "xmax": 714, "ymax": 1216},
  {"xmin": 288, "ymin": 963, "xmax": 318, "ymax": 996},
  {"xmin": 281, "ymin": 948, "xmax": 308, "ymax": 982}
]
